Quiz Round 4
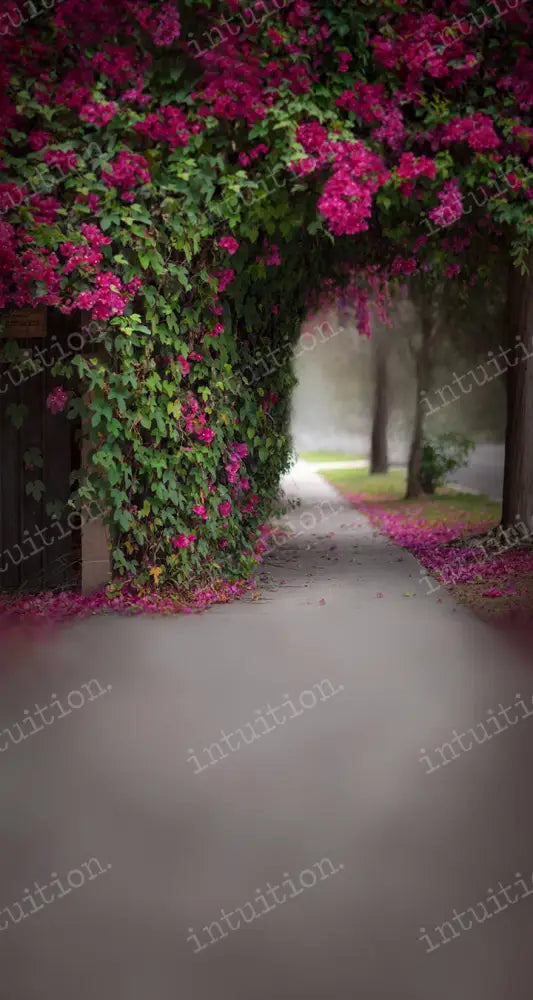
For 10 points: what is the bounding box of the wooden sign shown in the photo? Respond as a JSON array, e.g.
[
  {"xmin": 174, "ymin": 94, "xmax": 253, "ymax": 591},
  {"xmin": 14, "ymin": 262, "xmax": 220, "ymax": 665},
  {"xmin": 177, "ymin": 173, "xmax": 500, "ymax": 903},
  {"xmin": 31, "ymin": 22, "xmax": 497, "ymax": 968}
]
[{"xmin": 1, "ymin": 307, "xmax": 47, "ymax": 338}]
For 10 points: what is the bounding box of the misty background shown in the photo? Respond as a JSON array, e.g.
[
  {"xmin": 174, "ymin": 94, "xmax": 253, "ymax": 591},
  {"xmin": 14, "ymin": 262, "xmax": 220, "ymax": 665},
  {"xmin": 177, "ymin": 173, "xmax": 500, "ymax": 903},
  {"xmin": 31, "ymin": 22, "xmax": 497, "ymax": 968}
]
[{"xmin": 290, "ymin": 302, "xmax": 506, "ymax": 498}]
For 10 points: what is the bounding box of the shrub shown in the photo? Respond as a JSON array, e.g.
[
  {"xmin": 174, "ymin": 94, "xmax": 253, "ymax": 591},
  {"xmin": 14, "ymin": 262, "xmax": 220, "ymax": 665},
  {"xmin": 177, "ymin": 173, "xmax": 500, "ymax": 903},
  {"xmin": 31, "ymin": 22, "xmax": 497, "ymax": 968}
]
[{"xmin": 420, "ymin": 433, "xmax": 475, "ymax": 494}]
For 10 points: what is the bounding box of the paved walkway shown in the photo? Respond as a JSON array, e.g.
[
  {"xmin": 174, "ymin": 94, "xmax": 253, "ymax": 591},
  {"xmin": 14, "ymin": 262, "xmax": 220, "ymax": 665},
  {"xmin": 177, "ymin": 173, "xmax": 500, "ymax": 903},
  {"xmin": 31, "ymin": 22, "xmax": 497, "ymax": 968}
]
[{"xmin": 1, "ymin": 462, "xmax": 533, "ymax": 998}]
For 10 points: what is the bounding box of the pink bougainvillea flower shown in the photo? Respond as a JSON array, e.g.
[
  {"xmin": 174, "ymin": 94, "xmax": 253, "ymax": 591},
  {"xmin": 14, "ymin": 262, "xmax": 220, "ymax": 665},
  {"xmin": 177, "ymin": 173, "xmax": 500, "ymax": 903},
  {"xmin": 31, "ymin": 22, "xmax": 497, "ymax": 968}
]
[
  {"xmin": 28, "ymin": 130, "xmax": 52, "ymax": 151},
  {"xmin": 215, "ymin": 268, "xmax": 235, "ymax": 292},
  {"xmin": 29, "ymin": 195, "xmax": 61, "ymax": 224},
  {"xmin": 218, "ymin": 236, "xmax": 239, "ymax": 255},
  {"xmin": 193, "ymin": 504, "xmax": 208, "ymax": 520},
  {"xmin": 101, "ymin": 150, "xmax": 151, "ymax": 193},
  {"xmin": 338, "ymin": 50, "xmax": 352, "ymax": 73},
  {"xmin": 172, "ymin": 533, "xmax": 195, "ymax": 549},
  {"xmin": 151, "ymin": 1, "xmax": 181, "ymax": 46},
  {"xmin": 297, "ymin": 121, "xmax": 329, "ymax": 154},
  {"xmin": 446, "ymin": 263, "xmax": 461, "ymax": 278},
  {"xmin": 43, "ymin": 148, "xmax": 78, "ymax": 173},
  {"xmin": 46, "ymin": 386, "xmax": 68, "ymax": 414},
  {"xmin": 265, "ymin": 244, "xmax": 281, "ymax": 266},
  {"xmin": 127, "ymin": 276, "xmax": 142, "ymax": 296},
  {"xmin": 0, "ymin": 182, "xmax": 26, "ymax": 212},
  {"xmin": 429, "ymin": 178, "xmax": 464, "ymax": 228},
  {"xmin": 79, "ymin": 223, "xmax": 112, "ymax": 248},
  {"xmin": 209, "ymin": 322, "xmax": 224, "ymax": 337},
  {"xmin": 440, "ymin": 113, "xmax": 500, "ymax": 152},
  {"xmin": 80, "ymin": 100, "xmax": 117, "ymax": 126},
  {"xmin": 196, "ymin": 426, "xmax": 215, "ymax": 445},
  {"xmin": 134, "ymin": 106, "xmax": 190, "ymax": 149},
  {"xmin": 73, "ymin": 270, "xmax": 134, "ymax": 321},
  {"xmin": 218, "ymin": 500, "xmax": 231, "ymax": 518}
]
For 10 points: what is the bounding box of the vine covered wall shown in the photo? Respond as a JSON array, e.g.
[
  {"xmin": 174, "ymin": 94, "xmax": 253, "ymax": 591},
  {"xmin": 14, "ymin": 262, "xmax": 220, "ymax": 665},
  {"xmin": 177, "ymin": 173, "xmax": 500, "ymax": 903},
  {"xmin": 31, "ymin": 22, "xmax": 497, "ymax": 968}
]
[{"xmin": 0, "ymin": 0, "xmax": 531, "ymax": 593}]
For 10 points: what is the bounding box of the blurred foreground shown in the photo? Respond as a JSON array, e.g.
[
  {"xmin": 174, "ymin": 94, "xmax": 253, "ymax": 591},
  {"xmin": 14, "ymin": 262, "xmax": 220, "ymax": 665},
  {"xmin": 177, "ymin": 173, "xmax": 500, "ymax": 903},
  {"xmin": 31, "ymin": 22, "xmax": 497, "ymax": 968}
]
[{"xmin": 1, "ymin": 464, "xmax": 533, "ymax": 998}]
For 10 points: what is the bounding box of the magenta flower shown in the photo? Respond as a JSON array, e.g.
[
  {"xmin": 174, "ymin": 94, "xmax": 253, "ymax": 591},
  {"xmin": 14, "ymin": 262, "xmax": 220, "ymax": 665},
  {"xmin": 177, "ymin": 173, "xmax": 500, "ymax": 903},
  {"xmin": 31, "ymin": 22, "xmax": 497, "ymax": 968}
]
[
  {"xmin": 218, "ymin": 237, "xmax": 239, "ymax": 255},
  {"xmin": 216, "ymin": 269, "xmax": 235, "ymax": 292},
  {"xmin": 196, "ymin": 427, "xmax": 215, "ymax": 445},
  {"xmin": 46, "ymin": 386, "xmax": 68, "ymax": 414},
  {"xmin": 151, "ymin": 1, "xmax": 181, "ymax": 45},
  {"xmin": 218, "ymin": 501, "xmax": 231, "ymax": 518},
  {"xmin": 28, "ymin": 130, "xmax": 52, "ymax": 151},
  {"xmin": 429, "ymin": 179, "xmax": 463, "ymax": 228},
  {"xmin": 338, "ymin": 50, "xmax": 352, "ymax": 73},
  {"xmin": 44, "ymin": 148, "xmax": 78, "ymax": 173},
  {"xmin": 193, "ymin": 504, "xmax": 208, "ymax": 520},
  {"xmin": 172, "ymin": 533, "xmax": 195, "ymax": 549}
]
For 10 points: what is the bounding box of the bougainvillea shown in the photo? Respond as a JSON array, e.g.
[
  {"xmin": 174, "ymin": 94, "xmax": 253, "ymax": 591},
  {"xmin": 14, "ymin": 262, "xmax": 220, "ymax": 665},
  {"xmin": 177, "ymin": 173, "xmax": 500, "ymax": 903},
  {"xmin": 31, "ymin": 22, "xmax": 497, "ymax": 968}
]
[
  {"xmin": 344, "ymin": 493, "xmax": 533, "ymax": 600},
  {"xmin": 0, "ymin": 0, "xmax": 532, "ymax": 597}
]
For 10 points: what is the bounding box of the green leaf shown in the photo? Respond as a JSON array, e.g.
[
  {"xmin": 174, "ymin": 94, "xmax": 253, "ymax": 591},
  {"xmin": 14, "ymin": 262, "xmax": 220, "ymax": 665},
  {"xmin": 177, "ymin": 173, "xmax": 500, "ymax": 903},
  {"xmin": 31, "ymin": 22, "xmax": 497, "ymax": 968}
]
[
  {"xmin": 6, "ymin": 403, "xmax": 27, "ymax": 429},
  {"xmin": 23, "ymin": 447, "xmax": 43, "ymax": 469},
  {"xmin": 25, "ymin": 480, "xmax": 45, "ymax": 502}
]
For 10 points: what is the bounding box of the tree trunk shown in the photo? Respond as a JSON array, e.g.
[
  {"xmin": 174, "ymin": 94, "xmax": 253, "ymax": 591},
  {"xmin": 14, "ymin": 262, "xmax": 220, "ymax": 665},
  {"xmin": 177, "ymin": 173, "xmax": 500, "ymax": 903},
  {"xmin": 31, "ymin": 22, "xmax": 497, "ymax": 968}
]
[
  {"xmin": 406, "ymin": 284, "xmax": 434, "ymax": 499},
  {"xmin": 501, "ymin": 250, "xmax": 533, "ymax": 530},
  {"xmin": 370, "ymin": 329, "xmax": 389, "ymax": 474}
]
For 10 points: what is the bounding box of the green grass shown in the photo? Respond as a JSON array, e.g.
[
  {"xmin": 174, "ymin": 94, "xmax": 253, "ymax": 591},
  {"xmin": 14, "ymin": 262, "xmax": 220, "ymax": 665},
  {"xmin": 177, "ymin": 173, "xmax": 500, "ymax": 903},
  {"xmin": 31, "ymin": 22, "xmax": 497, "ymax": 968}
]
[
  {"xmin": 322, "ymin": 466, "xmax": 406, "ymax": 498},
  {"xmin": 299, "ymin": 450, "xmax": 365, "ymax": 465},
  {"xmin": 321, "ymin": 465, "xmax": 501, "ymax": 521}
]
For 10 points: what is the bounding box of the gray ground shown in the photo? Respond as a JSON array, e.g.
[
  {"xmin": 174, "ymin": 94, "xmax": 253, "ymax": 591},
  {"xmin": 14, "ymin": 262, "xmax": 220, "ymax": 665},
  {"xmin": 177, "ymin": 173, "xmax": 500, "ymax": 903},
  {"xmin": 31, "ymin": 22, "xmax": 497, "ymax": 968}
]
[
  {"xmin": 449, "ymin": 443, "xmax": 505, "ymax": 500},
  {"xmin": 1, "ymin": 462, "xmax": 532, "ymax": 999}
]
